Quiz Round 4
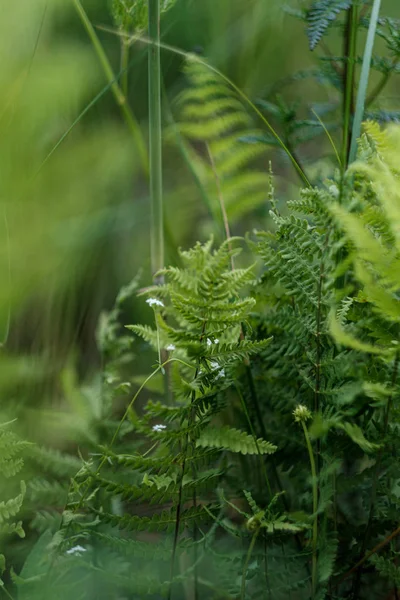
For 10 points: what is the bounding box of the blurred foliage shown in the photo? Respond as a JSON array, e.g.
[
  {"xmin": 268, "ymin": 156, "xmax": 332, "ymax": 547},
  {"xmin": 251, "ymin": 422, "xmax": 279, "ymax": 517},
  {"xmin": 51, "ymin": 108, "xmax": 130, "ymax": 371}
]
[{"xmin": 1, "ymin": 0, "xmax": 400, "ymax": 597}]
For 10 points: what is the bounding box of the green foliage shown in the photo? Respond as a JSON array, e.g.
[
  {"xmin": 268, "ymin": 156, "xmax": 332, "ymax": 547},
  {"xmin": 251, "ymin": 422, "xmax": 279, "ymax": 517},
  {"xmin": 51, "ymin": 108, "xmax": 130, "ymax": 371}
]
[
  {"xmin": 0, "ymin": 422, "xmax": 29, "ymax": 586},
  {"xmin": 306, "ymin": 0, "xmax": 352, "ymax": 51},
  {"xmin": 4, "ymin": 2, "xmax": 400, "ymax": 598}
]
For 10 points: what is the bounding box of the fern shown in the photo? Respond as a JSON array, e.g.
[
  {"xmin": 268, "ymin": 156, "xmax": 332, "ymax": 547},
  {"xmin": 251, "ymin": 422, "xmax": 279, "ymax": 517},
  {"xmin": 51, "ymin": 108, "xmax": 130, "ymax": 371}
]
[
  {"xmin": 196, "ymin": 426, "xmax": 277, "ymax": 455},
  {"xmin": 175, "ymin": 60, "xmax": 270, "ymax": 225},
  {"xmin": 306, "ymin": 0, "xmax": 352, "ymax": 51}
]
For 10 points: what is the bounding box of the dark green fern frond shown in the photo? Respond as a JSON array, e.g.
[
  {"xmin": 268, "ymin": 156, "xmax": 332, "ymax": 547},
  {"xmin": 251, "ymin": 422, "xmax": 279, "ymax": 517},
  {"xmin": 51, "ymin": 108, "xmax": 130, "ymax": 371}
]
[{"xmin": 306, "ymin": 0, "xmax": 352, "ymax": 51}]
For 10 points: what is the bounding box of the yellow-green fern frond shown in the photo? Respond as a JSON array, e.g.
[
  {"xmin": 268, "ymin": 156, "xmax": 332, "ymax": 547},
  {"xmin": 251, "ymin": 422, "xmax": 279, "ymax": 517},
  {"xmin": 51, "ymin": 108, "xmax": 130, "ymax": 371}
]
[{"xmin": 176, "ymin": 61, "xmax": 270, "ymax": 226}]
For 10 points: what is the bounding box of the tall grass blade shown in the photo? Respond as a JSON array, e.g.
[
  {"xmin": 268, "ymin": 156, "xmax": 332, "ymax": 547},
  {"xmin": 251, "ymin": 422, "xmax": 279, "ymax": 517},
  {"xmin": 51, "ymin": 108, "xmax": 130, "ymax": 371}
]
[
  {"xmin": 348, "ymin": 0, "xmax": 382, "ymax": 164},
  {"xmin": 148, "ymin": 0, "xmax": 164, "ymax": 279},
  {"xmin": 72, "ymin": 0, "xmax": 148, "ymax": 172}
]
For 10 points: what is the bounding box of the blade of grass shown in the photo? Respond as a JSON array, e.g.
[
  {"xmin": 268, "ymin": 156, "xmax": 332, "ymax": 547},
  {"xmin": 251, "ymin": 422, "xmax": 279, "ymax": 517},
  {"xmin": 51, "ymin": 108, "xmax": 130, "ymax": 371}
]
[
  {"xmin": 311, "ymin": 108, "xmax": 342, "ymax": 169},
  {"xmin": 342, "ymin": 3, "xmax": 358, "ymax": 170},
  {"xmin": 148, "ymin": 0, "xmax": 164, "ymax": 280},
  {"xmin": 72, "ymin": 0, "xmax": 148, "ymax": 173},
  {"xmin": 348, "ymin": 0, "xmax": 382, "ymax": 164}
]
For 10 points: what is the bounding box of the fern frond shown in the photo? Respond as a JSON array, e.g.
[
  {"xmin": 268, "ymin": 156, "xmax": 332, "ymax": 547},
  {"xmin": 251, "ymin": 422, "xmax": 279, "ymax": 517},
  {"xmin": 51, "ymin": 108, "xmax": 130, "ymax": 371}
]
[
  {"xmin": 196, "ymin": 426, "xmax": 277, "ymax": 455},
  {"xmin": 175, "ymin": 61, "xmax": 270, "ymax": 224},
  {"xmin": 306, "ymin": 0, "xmax": 352, "ymax": 50}
]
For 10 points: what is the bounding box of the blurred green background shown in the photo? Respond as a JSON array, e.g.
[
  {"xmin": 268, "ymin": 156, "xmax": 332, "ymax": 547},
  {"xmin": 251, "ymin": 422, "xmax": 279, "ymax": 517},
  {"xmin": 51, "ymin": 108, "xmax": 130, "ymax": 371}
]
[{"xmin": 1, "ymin": 0, "xmax": 399, "ymax": 442}]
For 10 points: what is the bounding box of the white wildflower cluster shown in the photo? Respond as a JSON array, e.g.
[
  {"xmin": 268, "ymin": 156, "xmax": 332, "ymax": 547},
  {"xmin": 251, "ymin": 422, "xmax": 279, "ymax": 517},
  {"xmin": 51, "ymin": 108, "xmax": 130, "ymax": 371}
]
[
  {"xmin": 328, "ymin": 184, "xmax": 339, "ymax": 198},
  {"xmin": 166, "ymin": 344, "xmax": 176, "ymax": 351},
  {"xmin": 66, "ymin": 545, "xmax": 87, "ymax": 556},
  {"xmin": 206, "ymin": 338, "xmax": 219, "ymax": 346},
  {"xmin": 152, "ymin": 424, "xmax": 167, "ymax": 432},
  {"xmin": 146, "ymin": 298, "xmax": 164, "ymax": 308}
]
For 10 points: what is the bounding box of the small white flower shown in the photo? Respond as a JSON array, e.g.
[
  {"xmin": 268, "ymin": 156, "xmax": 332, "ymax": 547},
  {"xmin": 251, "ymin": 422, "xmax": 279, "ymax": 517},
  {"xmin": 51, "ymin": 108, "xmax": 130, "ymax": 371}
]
[
  {"xmin": 328, "ymin": 184, "xmax": 339, "ymax": 198},
  {"xmin": 210, "ymin": 361, "xmax": 225, "ymax": 380},
  {"xmin": 207, "ymin": 338, "xmax": 212, "ymax": 346},
  {"xmin": 146, "ymin": 298, "xmax": 164, "ymax": 308},
  {"xmin": 66, "ymin": 545, "xmax": 87, "ymax": 556},
  {"xmin": 166, "ymin": 344, "xmax": 176, "ymax": 351},
  {"xmin": 152, "ymin": 424, "xmax": 167, "ymax": 432},
  {"xmin": 214, "ymin": 339, "xmax": 219, "ymax": 344}
]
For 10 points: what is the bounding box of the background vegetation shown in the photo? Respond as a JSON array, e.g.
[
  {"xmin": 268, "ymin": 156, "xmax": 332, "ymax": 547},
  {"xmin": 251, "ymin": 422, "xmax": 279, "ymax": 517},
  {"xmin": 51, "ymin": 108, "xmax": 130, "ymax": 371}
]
[{"xmin": 1, "ymin": 0, "xmax": 400, "ymax": 598}]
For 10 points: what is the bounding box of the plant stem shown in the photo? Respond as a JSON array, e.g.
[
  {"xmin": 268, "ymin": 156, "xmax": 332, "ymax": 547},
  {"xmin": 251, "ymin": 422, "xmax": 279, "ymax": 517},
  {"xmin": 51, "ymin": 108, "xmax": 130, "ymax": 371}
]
[
  {"xmin": 72, "ymin": 0, "xmax": 148, "ymax": 172},
  {"xmin": 349, "ymin": 0, "xmax": 382, "ymax": 164},
  {"xmin": 148, "ymin": 0, "xmax": 164, "ymax": 280},
  {"xmin": 342, "ymin": 3, "xmax": 358, "ymax": 170},
  {"xmin": 241, "ymin": 528, "xmax": 260, "ymax": 600},
  {"xmin": 366, "ymin": 70, "xmax": 391, "ymax": 107},
  {"xmin": 302, "ymin": 421, "xmax": 318, "ymax": 599},
  {"xmin": 120, "ymin": 38, "xmax": 129, "ymax": 98},
  {"xmin": 337, "ymin": 524, "xmax": 400, "ymax": 587},
  {"xmin": 168, "ymin": 322, "xmax": 207, "ymax": 600}
]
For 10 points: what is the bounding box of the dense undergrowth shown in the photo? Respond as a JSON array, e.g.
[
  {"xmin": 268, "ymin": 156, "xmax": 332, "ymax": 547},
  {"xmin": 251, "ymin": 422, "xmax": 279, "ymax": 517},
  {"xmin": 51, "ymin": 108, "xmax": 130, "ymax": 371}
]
[{"xmin": 1, "ymin": 1, "xmax": 400, "ymax": 599}]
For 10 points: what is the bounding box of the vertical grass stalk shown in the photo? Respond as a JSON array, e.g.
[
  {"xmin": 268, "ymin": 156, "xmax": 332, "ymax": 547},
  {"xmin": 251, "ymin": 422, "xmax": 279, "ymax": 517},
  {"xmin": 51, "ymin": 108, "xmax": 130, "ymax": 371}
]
[
  {"xmin": 294, "ymin": 405, "xmax": 317, "ymax": 598},
  {"xmin": 348, "ymin": 0, "xmax": 382, "ymax": 164},
  {"xmin": 148, "ymin": 0, "xmax": 164, "ymax": 279},
  {"xmin": 341, "ymin": 3, "xmax": 358, "ymax": 170}
]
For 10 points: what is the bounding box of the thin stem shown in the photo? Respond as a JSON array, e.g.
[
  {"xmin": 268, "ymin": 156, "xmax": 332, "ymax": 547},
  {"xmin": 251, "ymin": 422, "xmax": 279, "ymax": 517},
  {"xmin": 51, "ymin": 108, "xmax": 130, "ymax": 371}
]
[
  {"xmin": 120, "ymin": 39, "xmax": 129, "ymax": 98},
  {"xmin": 148, "ymin": 0, "xmax": 164, "ymax": 279},
  {"xmin": 241, "ymin": 528, "xmax": 260, "ymax": 600},
  {"xmin": 366, "ymin": 70, "xmax": 391, "ymax": 107},
  {"xmin": 311, "ymin": 108, "xmax": 342, "ymax": 169},
  {"xmin": 1, "ymin": 587, "xmax": 15, "ymax": 600},
  {"xmin": 168, "ymin": 322, "xmax": 207, "ymax": 600},
  {"xmin": 301, "ymin": 421, "xmax": 318, "ymax": 599},
  {"xmin": 337, "ymin": 524, "xmax": 400, "ymax": 586},
  {"xmin": 349, "ymin": 0, "xmax": 382, "ymax": 164},
  {"xmin": 342, "ymin": 4, "xmax": 358, "ymax": 170},
  {"xmin": 72, "ymin": 0, "xmax": 148, "ymax": 173}
]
